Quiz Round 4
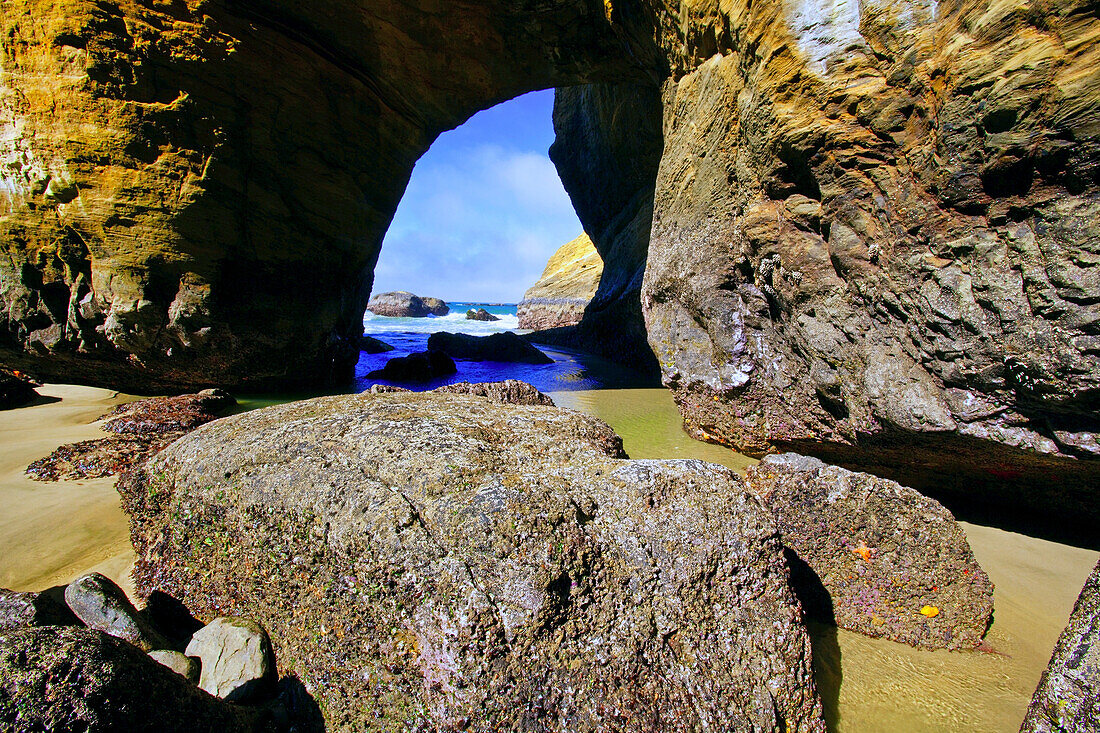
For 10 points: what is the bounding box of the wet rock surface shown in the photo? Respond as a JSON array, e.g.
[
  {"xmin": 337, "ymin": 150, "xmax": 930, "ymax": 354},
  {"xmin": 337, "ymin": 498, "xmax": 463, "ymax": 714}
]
[
  {"xmin": 366, "ymin": 350, "xmax": 457, "ymax": 382},
  {"xmin": 26, "ymin": 390, "xmax": 236, "ymax": 481},
  {"xmin": 0, "ymin": 626, "xmax": 275, "ymax": 732},
  {"xmin": 1021, "ymin": 559, "xmax": 1100, "ymax": 732},
  {"xmin": 367, "ymin": 292, "xmax": 448, "ymax": 318},
  {"xmin": 121, "ymin": 391, "xmax": 825, "ymax": 732},
  {"xmin": 465, "ymin": 307, "xmax": 499, "ymax": 322},
  {"xmin": 65, "ymin": 572, "xmax": 170, "ymax": 652},
  {"xmin": 428, "ymin": 331, "xmax": 554, "ymax": 364},
  {"xmin": 186, "ymin": 617, "xmax": 277, "ymax": 703},
  {"xmin": 745, "ymin": 454, "xmax": 994, "ymax": 650}
]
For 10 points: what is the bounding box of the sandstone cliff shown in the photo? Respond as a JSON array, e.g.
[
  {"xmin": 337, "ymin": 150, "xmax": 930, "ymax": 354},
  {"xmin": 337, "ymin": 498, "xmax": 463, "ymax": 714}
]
[
  {"xmin": 517, "ymin": 233, "xmax": 603, "ymax": 330},
  {"xmin": 1, "ymin": 0, "xmax": 1098, "ymax": 529}
]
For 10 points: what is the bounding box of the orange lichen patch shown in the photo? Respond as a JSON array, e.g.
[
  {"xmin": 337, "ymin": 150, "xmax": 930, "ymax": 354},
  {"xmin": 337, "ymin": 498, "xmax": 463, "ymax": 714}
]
[
  {"xmin": 920, "ymin": 605, "xmax": 939, "ymax": 618},
  {"xmin": 852, "ymin": 541, "xmax": 874, "ymax": 563}
]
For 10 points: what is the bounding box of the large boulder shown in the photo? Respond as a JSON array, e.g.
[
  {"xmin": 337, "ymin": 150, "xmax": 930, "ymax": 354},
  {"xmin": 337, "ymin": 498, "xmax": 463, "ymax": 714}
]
[
  {"xmin": 428, "ymin": 331, "xmax": 553, "ymax": 364},
  {"xmin": 745, "ymin": 454, "xmax": 994, "ymax": 650},
  {"xmin": 186, "ymin": 617, "xmax": 278, "ymax": 703},
  {"xmin": 366, "ymin": 292, "xmax": 448, "ymax": 318},
  {"xmin": 518, "ymin": 233, "xmax": 604, "ymax": 330},
  {"xmin": 0, "ymin": 626, "xmax": 273, "ymax": 732},
  {"xmin": 120, "ymin": 391, "xmax": 826, "ymax": 732},
  {"xmin": 64, "ymin": 573, "xmax": 171, "ymax": 652},
  {"xmin": 1021, "ymin": 559, "xmax": 1100, "ymax": 732}
]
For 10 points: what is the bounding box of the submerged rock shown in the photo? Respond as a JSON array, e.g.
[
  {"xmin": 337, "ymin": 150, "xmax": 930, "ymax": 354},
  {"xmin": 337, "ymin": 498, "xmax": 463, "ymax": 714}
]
[
  {"xmin": 0, "ymin": 626, "xmax": 274, "ymax": 732},
  {"xmin": 427, "ymin": 331, "xmax": 553, "ymax": 364},
  {"xmin": 745, "ymin": 454, "xmax": 994, "ymax": 650},
  {"xmin": 366, "ymin": 292, "xmax": 448, "ymax": 318},
  {"xmin": 186, "ymin": 618, "xmax": 277, "ymax": 703},
  {"xmin": 1021, "ymin": 559, "xmax": 1100, "ymax": 732},
  {"xmin": 366, "ymin": 350, "xmax": 457, "ymax": 382},
  {"xmin": 64, "ymin": 573, "xmax": 170, "ymax": 652},
  {"xmin": 518, "ymin": 233, "xmax": 603, "ymax": 330},
  {"xmin": 465, "ymin": 307, "xmax": 499, "ymax": 322},
  {"xmin": 357, "ymin": 335, "xmax": 394, "ymax": 354},
  {"xmin": 121, "ymin": 391, "xmax": 825, "ymax": 732}
]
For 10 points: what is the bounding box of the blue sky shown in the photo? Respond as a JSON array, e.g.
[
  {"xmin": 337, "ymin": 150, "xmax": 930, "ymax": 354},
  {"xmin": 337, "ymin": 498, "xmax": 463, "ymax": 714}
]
[{"xmin": 372, "ymin": 89, "xmax": 584, "ymax": 303}]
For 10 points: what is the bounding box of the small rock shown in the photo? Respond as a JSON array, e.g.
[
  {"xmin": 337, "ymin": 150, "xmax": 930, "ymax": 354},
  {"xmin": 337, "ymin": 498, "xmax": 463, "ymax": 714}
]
[
  {"xmin": 185, "ymin": 617, "xmax": 277, "ymax": 703},
  {"xmin": 149, "ymin": 649, "xmax": 200, "ymax": 683},
  {"xmin": 64, "ymin": 573, "xmax": 170, "ymax": 652},
  {"xmin": 465, "ymin": 307, "xmax": 499, "ymax": 321},
  {"xmin": 0, "ymin": 586, "xmax": 80, "ymax": 630},
  {"xmin": 358, "ymin": 335, "xmax": 395, "ymax": 353}
]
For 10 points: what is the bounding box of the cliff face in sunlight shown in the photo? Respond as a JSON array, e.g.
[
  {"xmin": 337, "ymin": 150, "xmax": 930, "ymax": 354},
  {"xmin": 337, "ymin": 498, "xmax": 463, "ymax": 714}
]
[
  {"xmin": 518, "ymin": 233, "xmax": 603, "ymax": 330},
  {"xmin": 1, "ymin": 0, "xmax": 1098, "ymax": 525}
]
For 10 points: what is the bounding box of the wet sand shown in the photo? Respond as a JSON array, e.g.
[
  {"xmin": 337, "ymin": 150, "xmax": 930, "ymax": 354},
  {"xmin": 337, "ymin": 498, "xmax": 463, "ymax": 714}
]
[
  {"xmin": 552, "ymin": 388, "xmax": 1099, "ymax": 733},
  {"xmin": 0, "ymin": 384, "xmax": 140, "ymax": 595},
  {"xmin": 1, "ymin": 384, "xmax": 1095, "ymax": 731}
]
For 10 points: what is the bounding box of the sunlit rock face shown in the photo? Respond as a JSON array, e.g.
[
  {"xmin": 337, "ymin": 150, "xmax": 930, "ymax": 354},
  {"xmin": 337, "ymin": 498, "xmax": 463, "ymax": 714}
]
[{"xmin": 2, "ymin": 0, "xmax": 1098, "ymax": 525}]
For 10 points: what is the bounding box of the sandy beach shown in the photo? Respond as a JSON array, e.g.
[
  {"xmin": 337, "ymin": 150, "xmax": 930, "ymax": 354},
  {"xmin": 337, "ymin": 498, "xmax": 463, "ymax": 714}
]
[
  {"xmin": 0, "ymin": 384, "xmax": 1095, "ymax": 731},
  {"xmin": 0, "ymin": 384, "xmax": 139, "ymax": 596}
]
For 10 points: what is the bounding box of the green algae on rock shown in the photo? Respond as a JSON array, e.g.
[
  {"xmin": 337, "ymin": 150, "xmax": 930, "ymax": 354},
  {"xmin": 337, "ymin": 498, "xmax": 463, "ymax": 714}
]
[{"xmin": 120, "ymin": 388, "xmax": 825, "ymax": 732}]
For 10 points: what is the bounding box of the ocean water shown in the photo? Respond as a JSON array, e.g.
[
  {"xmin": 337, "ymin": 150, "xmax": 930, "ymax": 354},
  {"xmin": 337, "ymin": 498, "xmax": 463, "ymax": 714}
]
[{"xmin": 355, "ymin": 303, "xmax": 656, "ymax": 393}]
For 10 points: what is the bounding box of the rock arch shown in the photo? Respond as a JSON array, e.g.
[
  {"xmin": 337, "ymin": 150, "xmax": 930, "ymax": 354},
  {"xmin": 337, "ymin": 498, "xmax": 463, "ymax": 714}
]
[{"xmin": 2, "ymin": 0, "xmax": 1099, "ymax": 530}]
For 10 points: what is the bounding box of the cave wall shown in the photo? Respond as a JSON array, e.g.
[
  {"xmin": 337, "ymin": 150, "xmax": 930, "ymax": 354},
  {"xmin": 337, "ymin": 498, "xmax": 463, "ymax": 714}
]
[{"xmin": 0, "ymin": 0, "xmax": 645, "ymax": 390}]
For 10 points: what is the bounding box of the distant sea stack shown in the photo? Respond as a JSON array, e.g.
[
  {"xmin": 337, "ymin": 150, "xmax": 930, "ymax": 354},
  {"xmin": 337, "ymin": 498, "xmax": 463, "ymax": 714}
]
[
  {"xmin": 366, "ymin": 292, "xmax": 449, "ymax": 318},
  {"xmin": 517, "ymin": 234, "xmax": 603, "ymax": 330}
]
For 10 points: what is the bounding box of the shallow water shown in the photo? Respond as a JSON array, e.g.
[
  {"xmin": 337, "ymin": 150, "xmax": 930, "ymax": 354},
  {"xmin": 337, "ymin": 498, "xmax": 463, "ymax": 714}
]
[{"xmin": 550, "ymin": 387, "xmax": 1099, "ymax": 733}]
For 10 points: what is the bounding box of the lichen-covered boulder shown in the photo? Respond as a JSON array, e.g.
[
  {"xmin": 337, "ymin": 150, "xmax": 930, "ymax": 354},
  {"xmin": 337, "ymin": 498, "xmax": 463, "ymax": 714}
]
[
  {"xmin": 745, "ymin": 454, "xmax": 994, "ymax": 650},
  {"xmin": 0, "ymin": 626, "xmax": 273, "ymax": 732},
  {"xmin": 121, "ymin": 391, "xmax": 825, "ymax": 732},
  {"xmin": 1021, "ymin": 559, "xmax": 1100, "ymax": 732}
]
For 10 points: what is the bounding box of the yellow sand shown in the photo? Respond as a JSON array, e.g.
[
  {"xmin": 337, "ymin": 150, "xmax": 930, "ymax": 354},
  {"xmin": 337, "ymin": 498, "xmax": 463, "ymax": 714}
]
[{"xmin": 0, "ymin": 383, "xmax": 140, "ymax": 596}]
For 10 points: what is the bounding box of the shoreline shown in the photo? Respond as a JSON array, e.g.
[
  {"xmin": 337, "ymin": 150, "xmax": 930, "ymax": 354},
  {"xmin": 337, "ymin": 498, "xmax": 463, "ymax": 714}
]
[{"xmin": 1, "ymin": 383, "xmax": 1096, "ymax": 731}]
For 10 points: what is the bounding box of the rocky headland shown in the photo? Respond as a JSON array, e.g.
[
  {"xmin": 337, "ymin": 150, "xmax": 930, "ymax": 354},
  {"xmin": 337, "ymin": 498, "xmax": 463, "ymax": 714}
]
[{"xmin": 518, "ymin": 233, "xmax": 603, "ymax": 330}]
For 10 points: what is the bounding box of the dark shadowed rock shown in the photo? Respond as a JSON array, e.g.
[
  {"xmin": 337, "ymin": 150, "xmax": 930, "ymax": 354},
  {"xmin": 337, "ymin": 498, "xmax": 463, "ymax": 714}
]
[
  {"xmin": 366, "ymin": 350, "xmax": 457, "ymax": 382},
  {"xmin": 186, "ymin": 617, "xmax": 277, "ymax": 703},
  {"xmin": 745, "ymin": 454, "xmax": 994, "ymax": 650},
  {"xmin": 428, "ymin": 331, "xmax": 553, "ymax": 364},
  {"xmin": 65, "ymin": 573, "xmax": 170, "ymax": 652},
  {"xmin": 357, "ymin": 335, "xmax": 395, "ymax": 354},
  {"xmin": 366, "ymin": 292, "xmax": 448, "ymax": 318},
  {"xmin": 121, "ymin": 391, "xmax": 825, "ymax": 732},
  {"xmin": 103, "ymin": 390, "xmax": 236, "ymax": 435},
  {"xmin": 1021, "ymin": 559, "xmax": 1100, "ymax": 732},
  {"xmin": 0, "ymin": 626, "xmax": 274, "ymax": 732},
  {"xmin": 433, "ymin": 380, "xmax": 555, "ymax": 406},
  {"xmin": 0, "ymin": 368, "xmax": 39, "ymax": 410},
  {"xmin": 465, "ymin": 307, "xmax": 499, "ymax": 321},
  {"xmin": 0, "ymin": 587, "xmax": 79, "ymax": 630}
]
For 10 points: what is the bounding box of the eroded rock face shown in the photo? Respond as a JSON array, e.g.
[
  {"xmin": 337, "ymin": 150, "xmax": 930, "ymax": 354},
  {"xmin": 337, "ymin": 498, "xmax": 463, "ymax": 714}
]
[
  {"xmin": 121, "ymin": 391, "xmax": 825, "ymax": 732},
  {"xmin": 1021, "ymin": 559, "xmax": 1100, "ymax": 733},
  {"xmin": 518, "ymin": 233, "xmax": 604, "ymax": 330},
  {"xmin": 745, "ymin": 454, "xmax": 994, "ymax": 650}
]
